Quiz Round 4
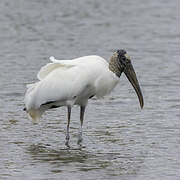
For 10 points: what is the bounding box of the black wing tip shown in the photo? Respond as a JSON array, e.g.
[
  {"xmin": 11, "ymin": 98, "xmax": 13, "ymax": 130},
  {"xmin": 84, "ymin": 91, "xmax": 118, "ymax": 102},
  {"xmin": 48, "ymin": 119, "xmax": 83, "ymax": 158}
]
[{"xmin": 23, "ymin": 107, "xmax": 26, "ymax": 111}]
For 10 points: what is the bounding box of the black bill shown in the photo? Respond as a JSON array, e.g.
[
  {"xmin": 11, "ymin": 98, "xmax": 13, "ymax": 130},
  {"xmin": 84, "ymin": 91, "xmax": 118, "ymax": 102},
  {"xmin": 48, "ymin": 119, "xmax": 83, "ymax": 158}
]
[{"xmin": 124, "ymin": 60, "xmax": 144, "ymax": 109}]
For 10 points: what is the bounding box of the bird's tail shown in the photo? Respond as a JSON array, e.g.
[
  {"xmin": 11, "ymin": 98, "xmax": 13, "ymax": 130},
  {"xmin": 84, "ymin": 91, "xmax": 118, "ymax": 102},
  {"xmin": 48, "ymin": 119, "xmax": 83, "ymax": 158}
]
[{"xmin": 27, "ymin": 109, "xmax": 43, "ymax": 124}]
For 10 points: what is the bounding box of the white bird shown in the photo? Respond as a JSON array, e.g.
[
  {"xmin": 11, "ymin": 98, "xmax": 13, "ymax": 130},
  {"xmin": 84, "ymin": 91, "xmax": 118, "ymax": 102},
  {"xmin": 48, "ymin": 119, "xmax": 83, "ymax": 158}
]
[{"xmin": 24, "ymin": 49, "xmax": 144, "ymax": 146}]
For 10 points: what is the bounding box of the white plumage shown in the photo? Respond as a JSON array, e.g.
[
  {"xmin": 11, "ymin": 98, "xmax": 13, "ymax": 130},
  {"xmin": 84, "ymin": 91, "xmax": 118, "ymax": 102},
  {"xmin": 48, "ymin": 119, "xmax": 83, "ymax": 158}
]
[
  {"xmin": 24, "ymin": 50, "xmax": 144, "ymax": 146},
  {"xmin": 25, "ymin": 55, "xmax": 118, "ymax": 118}
]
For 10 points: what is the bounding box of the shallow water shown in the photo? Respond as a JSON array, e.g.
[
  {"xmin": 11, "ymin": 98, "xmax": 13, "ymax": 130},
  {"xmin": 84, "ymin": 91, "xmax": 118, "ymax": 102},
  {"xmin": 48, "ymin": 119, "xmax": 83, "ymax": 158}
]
[{"xmin": 0, "ymin": 0, "xmax": 180, "ymax": 179}]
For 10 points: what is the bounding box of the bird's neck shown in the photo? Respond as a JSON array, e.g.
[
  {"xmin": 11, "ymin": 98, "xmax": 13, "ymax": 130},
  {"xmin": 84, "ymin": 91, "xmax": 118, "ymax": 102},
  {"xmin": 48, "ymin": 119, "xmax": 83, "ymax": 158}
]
[{"xmin": 109, "ymin": 55, "xmax": 122, "ymax": 77}]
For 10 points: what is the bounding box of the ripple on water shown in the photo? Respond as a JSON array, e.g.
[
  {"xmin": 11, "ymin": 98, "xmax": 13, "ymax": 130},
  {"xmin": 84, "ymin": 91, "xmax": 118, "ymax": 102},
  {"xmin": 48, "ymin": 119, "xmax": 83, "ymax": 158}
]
[{"xmin": 1, "ymin": 0, "xmax": 180, "ymax": 179}]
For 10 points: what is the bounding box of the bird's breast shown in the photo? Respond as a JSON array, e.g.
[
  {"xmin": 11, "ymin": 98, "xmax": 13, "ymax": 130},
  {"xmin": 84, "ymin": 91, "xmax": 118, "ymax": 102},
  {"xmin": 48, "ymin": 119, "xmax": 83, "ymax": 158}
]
[{"xmin": 95, "ymin": 70, "xmax": 119, "ymax": 98}]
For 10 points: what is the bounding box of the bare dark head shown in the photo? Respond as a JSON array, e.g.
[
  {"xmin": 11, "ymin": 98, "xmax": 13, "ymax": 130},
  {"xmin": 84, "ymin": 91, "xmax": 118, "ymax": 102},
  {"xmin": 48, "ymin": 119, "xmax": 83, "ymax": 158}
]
[
  {"xmin": 116, "ymin": 49, "xmax": 130, "ymax": 72},
  {"xmin": 115, "ymin": 49, "xmax": 144, "ymax": 108},
  {"xmin": 117, "ymin": 49, "xmax": 127, "ymax": 57}
]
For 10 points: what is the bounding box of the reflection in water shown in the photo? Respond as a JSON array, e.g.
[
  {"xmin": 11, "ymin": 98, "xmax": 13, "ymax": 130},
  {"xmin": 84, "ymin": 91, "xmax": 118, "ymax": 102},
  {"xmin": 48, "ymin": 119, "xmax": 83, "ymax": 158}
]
[
  {"xmin": 26, "ymin": 143, "xmax": 145, "ymax": 177},
  {"xmin": 27, "ymin": 144, "xmax": 90, "ymax": 164}
]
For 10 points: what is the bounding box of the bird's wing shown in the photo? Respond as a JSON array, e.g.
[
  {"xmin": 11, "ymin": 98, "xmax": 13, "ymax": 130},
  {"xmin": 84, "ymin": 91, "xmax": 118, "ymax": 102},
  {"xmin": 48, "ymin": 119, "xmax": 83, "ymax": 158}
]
[
  {"xmin": 27, "ymin": 66, "xmax": 94, "ymax": 109},
  {"xmin": 49, "ymin": 56, "xmax": 66, "ymax": 63},
  {"xmin": 37, "ymin": 55, "xmax": 106, "ymax": 80},
  {"xmin": 25, "ymin": 55, "xmax": 109, "ymax": 110},
  {"xmin": 37, "ymin": 60, "xmax": 75, "ymax": 80}
]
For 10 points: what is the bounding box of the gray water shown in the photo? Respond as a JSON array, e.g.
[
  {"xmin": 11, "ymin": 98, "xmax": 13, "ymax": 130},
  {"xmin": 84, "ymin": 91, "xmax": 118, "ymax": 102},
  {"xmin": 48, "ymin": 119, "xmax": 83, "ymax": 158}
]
[{"xmin": 0, "ymin": 0, "xmax": 180, "ymax": 179}]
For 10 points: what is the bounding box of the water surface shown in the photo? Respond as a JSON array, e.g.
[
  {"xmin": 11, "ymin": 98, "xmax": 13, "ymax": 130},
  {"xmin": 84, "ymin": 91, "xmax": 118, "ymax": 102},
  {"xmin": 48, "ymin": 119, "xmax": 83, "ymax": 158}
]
[{"xmin": 0, "ymin": 0, "xmax": 180, "ymax": 179}]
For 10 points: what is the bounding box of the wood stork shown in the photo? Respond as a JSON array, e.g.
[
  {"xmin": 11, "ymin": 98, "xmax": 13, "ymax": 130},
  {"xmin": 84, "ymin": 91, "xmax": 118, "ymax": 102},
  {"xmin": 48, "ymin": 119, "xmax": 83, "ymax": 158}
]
[{"xmin": 24, "ymin": 49, "xmax": 144, "ymax": 146}]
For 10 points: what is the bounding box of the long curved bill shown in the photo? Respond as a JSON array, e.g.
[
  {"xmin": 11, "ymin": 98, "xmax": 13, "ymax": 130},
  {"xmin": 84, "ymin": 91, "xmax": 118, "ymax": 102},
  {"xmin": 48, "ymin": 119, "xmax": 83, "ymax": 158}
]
[{"xmin": 124, "ymin": 59, "xmax": 144, "ymax": 109}]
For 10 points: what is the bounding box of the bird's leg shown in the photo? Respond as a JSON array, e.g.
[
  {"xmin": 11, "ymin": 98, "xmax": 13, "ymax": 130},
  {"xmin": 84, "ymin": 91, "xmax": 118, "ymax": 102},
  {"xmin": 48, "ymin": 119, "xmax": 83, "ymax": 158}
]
[
  {"xmin": 77, "ymin": 106, "xmax": 85, "ymax": 145},
  {"xmin": 65, "ymin": 106, "xmax": 71, "ymax": 147}
]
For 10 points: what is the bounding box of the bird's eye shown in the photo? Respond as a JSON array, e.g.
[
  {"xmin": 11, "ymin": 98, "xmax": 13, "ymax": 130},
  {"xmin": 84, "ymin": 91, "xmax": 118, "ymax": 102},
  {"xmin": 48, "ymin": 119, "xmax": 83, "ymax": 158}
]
[
  {"xmin": 119, "ymin": 56, "xmax": 127, "ymax": 69},
  {"xmin": 121, "ymin": 56, "xmax": 126, "ymax": 61},
  {"xmin": 120, "ymin": 56, "xmax": 127, "ymax": 64}
]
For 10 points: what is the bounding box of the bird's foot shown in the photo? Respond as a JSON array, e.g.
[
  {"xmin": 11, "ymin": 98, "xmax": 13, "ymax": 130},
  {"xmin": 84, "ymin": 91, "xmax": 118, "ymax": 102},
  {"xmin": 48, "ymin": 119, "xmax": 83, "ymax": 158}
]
[
  {"xmin": 65, "ymin": 134, "xmax": 70, "ymax": 147},
  {"xmin": 65, "ymin": 140, "xmax": 70, "ymax": 148},
  {"xmin": 77, "ymin": 132, "xmax": 83, "ymax": 145}
]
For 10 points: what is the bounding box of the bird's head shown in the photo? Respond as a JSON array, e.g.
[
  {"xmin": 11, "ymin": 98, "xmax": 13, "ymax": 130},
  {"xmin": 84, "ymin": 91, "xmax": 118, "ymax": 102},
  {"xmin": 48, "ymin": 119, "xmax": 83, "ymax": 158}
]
[{"xmin": 110, "ymin": 49, "xmax": 144, "ymax": 109}]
